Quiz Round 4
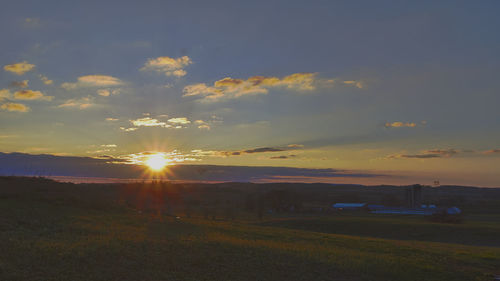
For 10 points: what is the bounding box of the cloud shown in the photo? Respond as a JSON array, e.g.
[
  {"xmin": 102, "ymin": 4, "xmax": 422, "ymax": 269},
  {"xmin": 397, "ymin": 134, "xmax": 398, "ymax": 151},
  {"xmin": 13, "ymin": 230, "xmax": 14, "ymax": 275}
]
[
  {"xmin": 1, "ymin": 103, "xmax": 30, "ymax": 112},
  {"xmin": 39, "ymin": 75, "xmax": 53, "ymax": 85},
  {"xmin": 0, "ymin": 89, "xmax": 12, "ymax": 101},
  {"xmin": 194, "ymin": 120, "xmax": 211, "ymax": 130},
  {"xmin": 100, "ymin": 144, "xmax": 117, "ymax": 148},
  {"xmin": 97, "ymin": 89, "xmax": 110, "ymax": 97},
  {"xmin": 270, "ymin": 155, "xmax": 297, "ymax": 159},
  {"xmin": 214, "ymin": 144, "xmax": 303, "ymax": 157},
  {"xmin": 388, "ymin": 149, "xmax": 459, "ymax": 159},
  {"xmin": 198, "ymin": 124, "xmax": 211, "ymax": 130},
  {"xmin": 244, "ymin": 147, "xmax": 285, "ymax": 153},
  {"xmin": 14, "ymin": 90, "xmax": 53, "ymax": 101},
  {"xmin": 343, "ymin": 80, "xmax": 364, "ymax": 88},
  {"xmin": 168, "ymin": 117, "xmax": 191, "ymax": 125},
  {"xmin": 385, "ymin": 121, "xmax": 417, "ymax": 128},
  {"xmin": 130, "ymin": 117, "xmax": 169, "ymax": 127},
  {"xmin": 483, "ymin": 149, "xmax": 500, "ymax": 155},
  {"xmin": 9, "ymin": 80, "xmax": 29, "ymax": 88},
  {"xmin": 4, "ymin": 61, "xmax": 35, "ymax": 75},
  {"xmin": 140, "ymin": 56, "xmax": 192, "ymax": 77},
  {"xmin": 105, "ymin": 117, "xmax": 119, "ymax": 121},
  {"xmin": 183, "ymin": 73, "xmax": 318, "ymax": 102},
  {"xmin": 58, "ymin": 96, "xmax": 94, "ymax": 109},
  {"xmin": 61, "ymin": 75, "xmax": 123, "ymax": 90},
  {"xmin": 182, "ymin": 83, "xmax": 223, "ymax": 100},
  {"xmin": 97, "ymin": 89, "xmax": 121, "ymax": 96},
  {"xmin": 120, "ymin": 127, "xmax": 138, "ymax": 132}
]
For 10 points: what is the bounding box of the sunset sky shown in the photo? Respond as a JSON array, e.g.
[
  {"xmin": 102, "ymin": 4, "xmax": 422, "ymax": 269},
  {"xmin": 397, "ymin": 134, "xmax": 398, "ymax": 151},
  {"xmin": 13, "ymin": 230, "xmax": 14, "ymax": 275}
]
[{"xmin": 1, "ymin": 0, "xmax": 499, "ymax": 186}]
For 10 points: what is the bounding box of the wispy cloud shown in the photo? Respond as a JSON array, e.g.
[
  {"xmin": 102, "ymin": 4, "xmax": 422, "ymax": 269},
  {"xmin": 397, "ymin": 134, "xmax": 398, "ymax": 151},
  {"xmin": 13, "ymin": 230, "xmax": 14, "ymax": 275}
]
[
  {"xmin": 3, "ymin": 61, "xmax": 35, "ymax": 75},
  {"xmin": 385, "ymin": 121, "xmax": 417, "ymax": 128},
  {"xmin": 1, "ymin": 102, "xmax": 30, "ymax": 112},
  {"xmin": 97, "ymin": 89, "xmax": 120, "ymax": 97},
  {"xmin": 9, "ymin": 80, "xmax": 29, "ymax": 88},
  {"xmin": 213, "ymin": 144, "xmax": 304, "ymax": 157},
  {"xmin": 58, "ymin": 96, "xmax": 94, "ymax": 109},
  {"xmin": 183, "ymin": 73, "xmax": 366, "ymax": 102},
  {"xmin": 140, "ymin": 56, "xmax": 192, "ymax": 77},
  {"xmin": 101, "ymin": 144, "xmax": 117, "ymax": 148},
  {"xmin": 130, "ymin": 117, "xmax": 169, "ymax": 127},
  {"xmin": 167, "ymin": 117, "xmax": 191, "ymax": 125},
  {"xmin": 14, "ymin": 90, "xmax": 53, "ymax": 101},
  {"xmin": 195, "ymin": 120, "xmax": 211, "ymax": 130},
  {"xmin": 483, "ymin": 149, "xmax": 500, "ymax": 155},
  {"xmin": 270, "ymin": 155, "xmax": 297, "ymax": 159},
  {"xmin": 343, "ymin": 80, "xmax": 364, "ymax": 88},
  {"xmin": 61, "ymin": 75, "xmax": 123, "ymax": 90},
  {"xmin": 183, "ymin": 73, "xmax": 319, "ymax": 102},
  {"xmin": 105, "ymin": 117, "xmax": 119, "ymax": 121},
  {"xmin": 120, "ymin": 127, "xmax": 138, "ymax": 132},
  {"xmin": 39, "ymin": 74, "xmax": 53, "ymax": 85},
  {"xmin": 387, "ymin": 149, "xmax": 459, "ymax": 159},
  {"xmin": 0, "ymin": 89, "xmax": 12, "ymax": 101}
]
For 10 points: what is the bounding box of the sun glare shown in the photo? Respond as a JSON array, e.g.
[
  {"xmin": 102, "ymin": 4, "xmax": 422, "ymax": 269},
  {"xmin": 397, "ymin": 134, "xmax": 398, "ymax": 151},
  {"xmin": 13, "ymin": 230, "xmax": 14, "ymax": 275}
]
[{"xmin": 145, "ymin": 153, "xmax": 169, "ymax": 171}]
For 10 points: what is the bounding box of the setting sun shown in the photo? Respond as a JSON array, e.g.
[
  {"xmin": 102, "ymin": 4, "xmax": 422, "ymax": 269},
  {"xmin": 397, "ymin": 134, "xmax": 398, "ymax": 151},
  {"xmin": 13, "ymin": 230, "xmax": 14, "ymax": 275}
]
[{"xmin": 145, "ymin": 153, "xmax": 169, "ymax": 171}]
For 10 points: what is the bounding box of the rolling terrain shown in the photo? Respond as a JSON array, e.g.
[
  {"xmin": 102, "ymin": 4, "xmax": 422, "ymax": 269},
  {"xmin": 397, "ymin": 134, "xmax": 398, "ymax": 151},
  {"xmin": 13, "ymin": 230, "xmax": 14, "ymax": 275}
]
[{"xmin": 0, "ymin": 177, "xmax": 499, "ymax": 281}]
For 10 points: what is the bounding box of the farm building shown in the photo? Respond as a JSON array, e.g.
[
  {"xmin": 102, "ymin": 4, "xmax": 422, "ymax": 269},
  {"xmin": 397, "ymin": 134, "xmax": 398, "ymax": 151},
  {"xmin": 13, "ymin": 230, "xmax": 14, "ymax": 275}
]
[{"xmin": 332, "ymin": 203, "xmax": 366, "ymax": 210}]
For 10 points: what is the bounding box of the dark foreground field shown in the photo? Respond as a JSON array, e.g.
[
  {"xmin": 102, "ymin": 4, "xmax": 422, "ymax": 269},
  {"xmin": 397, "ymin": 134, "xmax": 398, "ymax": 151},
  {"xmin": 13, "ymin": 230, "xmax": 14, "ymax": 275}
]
[{"xmin": 0, "ymin": 177, "xmax": 499, "ymax": 281}]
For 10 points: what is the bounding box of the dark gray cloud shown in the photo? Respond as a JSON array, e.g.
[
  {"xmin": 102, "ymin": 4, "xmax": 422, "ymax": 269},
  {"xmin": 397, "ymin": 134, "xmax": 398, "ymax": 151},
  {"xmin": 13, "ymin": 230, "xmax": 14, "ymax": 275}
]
[
  {"xmin": 243, "ymin": 147, "xmax": 285, "ymax": 153},
  {"xmin": 389, "ymin": 149, "xmax": 459, "ymax": 159},
  {"xmin": 270, "ymin": 155, "xmax": 297, "ymax": 160},
  {"xmin": 219, "ymin": 145, "xmax": 302, "ymax": 157}
]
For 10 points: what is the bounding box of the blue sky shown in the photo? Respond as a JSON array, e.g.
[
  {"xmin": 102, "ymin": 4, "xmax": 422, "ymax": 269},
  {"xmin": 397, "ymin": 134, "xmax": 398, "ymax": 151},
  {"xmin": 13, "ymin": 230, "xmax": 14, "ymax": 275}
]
[{"xmin": 1, "ymin": 0, "xmax": 499, "ymax": 186}]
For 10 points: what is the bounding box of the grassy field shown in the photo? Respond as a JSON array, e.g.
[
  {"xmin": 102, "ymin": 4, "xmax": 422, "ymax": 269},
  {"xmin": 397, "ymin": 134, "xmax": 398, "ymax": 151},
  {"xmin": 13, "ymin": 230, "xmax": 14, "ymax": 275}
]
[{"xmin": 0, "ymin": 177, "xmax": 499, "ymax": 281}]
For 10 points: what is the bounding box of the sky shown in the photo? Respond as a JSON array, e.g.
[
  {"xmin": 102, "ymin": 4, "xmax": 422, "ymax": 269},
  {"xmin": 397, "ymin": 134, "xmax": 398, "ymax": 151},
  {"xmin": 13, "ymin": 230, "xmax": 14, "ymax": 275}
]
[{"xmin": 0, "ymin": 0, "xmax": 499, "ymax": 187}]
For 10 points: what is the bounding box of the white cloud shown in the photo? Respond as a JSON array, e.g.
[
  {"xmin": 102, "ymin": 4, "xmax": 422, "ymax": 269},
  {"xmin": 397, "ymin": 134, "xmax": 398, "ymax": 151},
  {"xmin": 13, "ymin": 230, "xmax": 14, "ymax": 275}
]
[
  {"xmin": 130, "ymin": 117, "xmax": 170, "ymax": 127},
  {"xmin": 100, "ymin": 144, "xmax": 117, "ymax": 148},
  {"xmin": 4, "ymin": 61, "xmax": 35, "ymax": 75},
  {"xmin": 140, "ymin": 56, "xmax": 192, "ymax": 77},
  {"xmin": 120, "ymin": 127, "xmax": 138, "ymax": 132},
  {"xmin": 167, "ymin": 117, "xmax": 191, "ymax": 124},
  {"xmin": 61, "ymin": 75, "xmax": 123, "ymax": 90},
  {"xmin": 106, "ymin": 117, "xmax": 119, "ymax": 121}
]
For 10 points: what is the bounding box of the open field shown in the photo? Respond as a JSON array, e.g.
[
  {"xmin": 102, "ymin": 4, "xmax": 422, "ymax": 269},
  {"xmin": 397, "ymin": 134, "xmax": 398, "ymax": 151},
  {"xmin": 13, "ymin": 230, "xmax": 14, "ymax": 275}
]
[
  {"xmin": 259, "ymin": 214, "xmax": 500, "ymax": 247},
  {"xmin": 0, "ymin": 177, "xmax": 499, "ymax": 281}
]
